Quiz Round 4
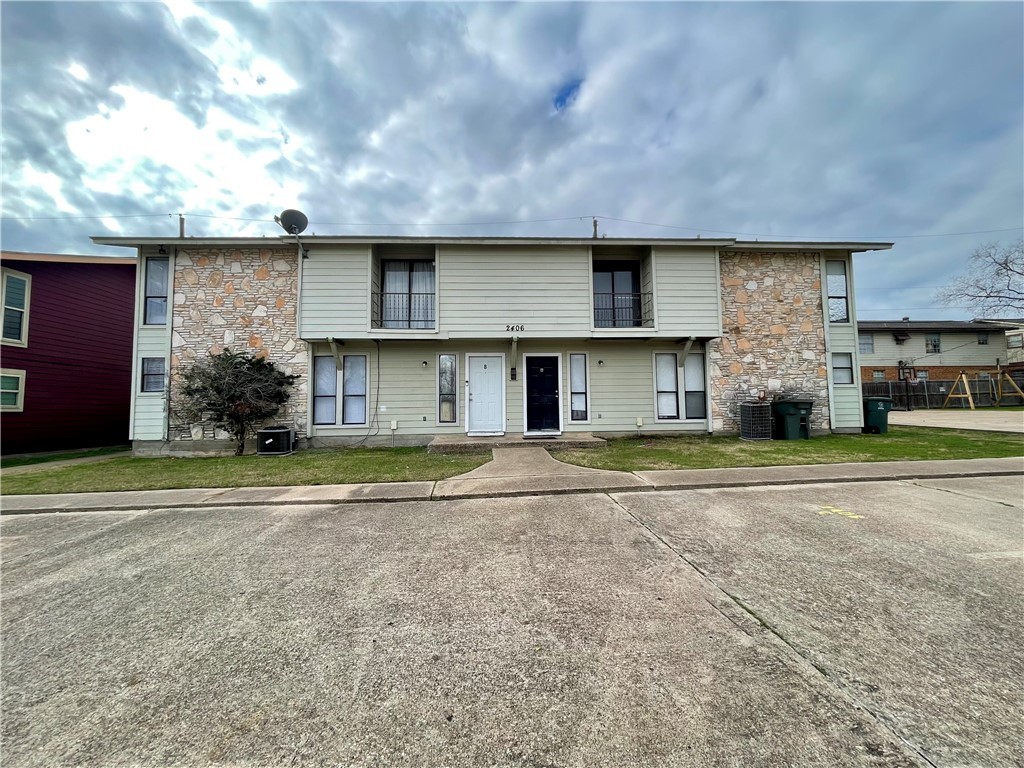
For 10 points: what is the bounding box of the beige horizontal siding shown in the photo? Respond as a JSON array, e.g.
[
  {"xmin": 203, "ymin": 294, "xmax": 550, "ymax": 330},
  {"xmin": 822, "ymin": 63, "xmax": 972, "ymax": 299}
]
[
  {"xmin": 308, "ymin": 340, "xmax": 708, "ymax": 438},
  {"xmin": 859, "ymin": 329, "xmax": 1008, "ymax": 368},
  {"xmin": 133, "ymin": 326, "xmax": 167, "ymax": 440},
  {"xmin": 300, "ymin": 246, "xmax": 369, "ymax": 336},
  {"xmin": 653, "ymin": 246, "xmax": 720, "ymax": 336},
  {"xmin": 438, "ymin": 245, "xmax": 592, "ymax": 335}
]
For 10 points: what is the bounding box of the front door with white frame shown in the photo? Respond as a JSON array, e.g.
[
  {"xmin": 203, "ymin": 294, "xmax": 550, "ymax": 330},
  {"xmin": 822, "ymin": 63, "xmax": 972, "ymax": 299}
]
[{"xmin": 467, "ymin": 355, "xmax": 504, "ymax": 435}]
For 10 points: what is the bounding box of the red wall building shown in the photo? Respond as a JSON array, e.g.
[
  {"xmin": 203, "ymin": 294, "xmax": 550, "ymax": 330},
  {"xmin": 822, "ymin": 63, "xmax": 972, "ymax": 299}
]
[{"xmin": 1, "ymin": 252, "xmax": 136, "ymax": 455}]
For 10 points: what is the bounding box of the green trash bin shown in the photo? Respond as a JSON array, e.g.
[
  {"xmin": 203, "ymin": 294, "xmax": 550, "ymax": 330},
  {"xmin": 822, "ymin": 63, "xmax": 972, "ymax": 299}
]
[
  {"xmin": 863, "ymin": 397, "xmax": 894, "ymax": 434},
  {"xmin": 771, "ymin": 400, "xmax": 814, "ymax": 440}
]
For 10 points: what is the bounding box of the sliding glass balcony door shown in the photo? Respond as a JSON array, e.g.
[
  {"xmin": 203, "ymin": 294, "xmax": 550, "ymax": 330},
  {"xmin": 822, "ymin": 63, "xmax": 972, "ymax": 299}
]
[{"xmin": 381, "ymin": 260, "xmax": 435, "ymax": 329}]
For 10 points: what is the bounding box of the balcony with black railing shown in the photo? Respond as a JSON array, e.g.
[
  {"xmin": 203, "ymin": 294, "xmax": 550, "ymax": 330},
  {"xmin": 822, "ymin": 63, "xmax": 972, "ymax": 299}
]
[
  {"xmin": 371, "ymin": 292, "xmax": 436, "ymax": 329},
  {"xmin": 593, "ymin": 292, "xmax": 654, "ymax": 328}
]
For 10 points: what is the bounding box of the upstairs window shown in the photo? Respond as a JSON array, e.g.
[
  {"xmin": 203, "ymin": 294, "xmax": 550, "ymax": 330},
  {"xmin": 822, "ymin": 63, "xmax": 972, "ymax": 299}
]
[
  {"xmin": 825, "ymin": 261, "xmax": 849, "ymax": 323},
  {"xmin": 593, "ymin": 262, "xmax": 641, "ymax": 328},
  {"xmin": 144, "ymin": 256, "xmax": 169, "ymax": 325},
  {"xmin": 381, "ymin": 260, "xmax": 435, "ymax": 329},
  {"xmin": 926, "ymin": 333, "xmax": 941, "ymax": 353},
  {"xmin": 1008, "ymin": 335, "xmax": 1023, "ymax": 349},
  {"xmin": 858, "ymin": 333, "xmax": 874, "ymax": 354},
  {"xmin": 977, "ymin": 332, "xmax": 989, "ymax": 345},
  {"xmin": 2, "ymin": 268, "xmax": 30, "ymax": 346}
]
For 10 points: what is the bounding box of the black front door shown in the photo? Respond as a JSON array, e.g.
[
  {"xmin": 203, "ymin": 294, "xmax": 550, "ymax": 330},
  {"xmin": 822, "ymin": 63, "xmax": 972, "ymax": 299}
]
[{"xmin": 526, "ymin": 356, "xmax": 560, "ymax": 432}]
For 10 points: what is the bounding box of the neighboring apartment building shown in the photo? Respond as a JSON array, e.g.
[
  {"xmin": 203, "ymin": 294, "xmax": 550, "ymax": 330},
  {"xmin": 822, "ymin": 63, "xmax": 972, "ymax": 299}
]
[
  {"xmin": 0, "ymin": 251, "xmax": 136, "ymax": 454},
  {"xmin": 857, "ymin": 319, "xmax": 1009, "ymax": 383},
  {"xmin": 91, "ymin": 235, "xmax": 892, "ymax": 454},
  {"xmin": 973, "ymin": 318, "xmax": 1024, "ymax": 371}
]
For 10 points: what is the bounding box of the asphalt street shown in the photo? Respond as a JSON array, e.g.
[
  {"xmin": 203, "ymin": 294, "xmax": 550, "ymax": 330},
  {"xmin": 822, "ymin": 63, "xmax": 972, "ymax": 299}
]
[{"xmin": 1, "ymin": 476, "xmax": 1021, "ymax": 767}]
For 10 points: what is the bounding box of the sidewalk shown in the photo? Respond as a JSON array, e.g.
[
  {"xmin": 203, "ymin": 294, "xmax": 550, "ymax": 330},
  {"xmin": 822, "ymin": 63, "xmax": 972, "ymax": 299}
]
[
  {"xmin": 1, "ymin": 447, "xmax": 1021, "ymax": 515},
  {"xmin": 888, "ymin": 409, "xmax": 1024, "ymax": 433}
]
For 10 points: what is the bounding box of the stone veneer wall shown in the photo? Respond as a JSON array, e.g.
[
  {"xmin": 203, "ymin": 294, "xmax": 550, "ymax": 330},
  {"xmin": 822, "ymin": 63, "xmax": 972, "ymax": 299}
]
[
  {"xmin": 709, "ymin": 252, "xmax": 830, "ymax": 432},
  {"xmin": 169, "ymin": 247, "xmax": 307, "ymax": 439}
]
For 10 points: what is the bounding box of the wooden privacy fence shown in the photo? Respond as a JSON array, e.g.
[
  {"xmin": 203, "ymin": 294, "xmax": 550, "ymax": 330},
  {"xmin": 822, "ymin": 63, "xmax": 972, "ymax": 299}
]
[{"xmin": 862, "ymin": 375, "xmax": 1024, "ymax": 410}]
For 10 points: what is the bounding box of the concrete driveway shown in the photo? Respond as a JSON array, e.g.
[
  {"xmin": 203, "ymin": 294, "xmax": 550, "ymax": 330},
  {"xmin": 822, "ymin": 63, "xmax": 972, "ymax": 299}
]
[
  {"xmin": 2, "ymin": 478, "xmax": 1021, "ymax": 767},
  {"xmin": 889, "ymin": 408, "xmax": 1024, "ymax": 433}
]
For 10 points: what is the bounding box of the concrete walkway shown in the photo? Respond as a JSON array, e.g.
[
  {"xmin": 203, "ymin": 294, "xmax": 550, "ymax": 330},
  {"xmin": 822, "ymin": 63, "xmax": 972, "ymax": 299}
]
[
  {"xmin": 1, "ymin": 447, "xmax": 1020, "ymax": 515},
  {"xmin": 890, "ymin": 408, "xmax": 1024, "ymax": 433},
  {"xmin": 0, "ymin": 450, "xmax": 130, "ymax": 477}
]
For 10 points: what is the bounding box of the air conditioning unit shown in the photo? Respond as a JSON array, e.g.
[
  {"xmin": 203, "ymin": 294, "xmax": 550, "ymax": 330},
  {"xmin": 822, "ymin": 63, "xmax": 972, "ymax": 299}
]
[{"xmin": 257, "ymin": 426, "xmax": 295, "ymax": 456}]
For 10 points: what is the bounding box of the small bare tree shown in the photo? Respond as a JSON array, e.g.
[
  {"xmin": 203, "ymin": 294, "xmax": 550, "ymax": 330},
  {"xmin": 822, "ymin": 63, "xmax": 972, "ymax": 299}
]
[
  {"xmin": 175, "ymin": 350, "xmax": 298, "ymax": 456},
  {"xmin": 936, "ymin": 239, "xmax": 1024, "ymax": 316}
]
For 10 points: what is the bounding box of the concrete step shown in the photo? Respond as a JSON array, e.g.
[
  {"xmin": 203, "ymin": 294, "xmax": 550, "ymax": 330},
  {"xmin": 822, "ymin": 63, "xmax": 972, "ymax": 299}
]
[{"xmin": 427, "ymin": 432, "xmax": 606, "ymax": 454}]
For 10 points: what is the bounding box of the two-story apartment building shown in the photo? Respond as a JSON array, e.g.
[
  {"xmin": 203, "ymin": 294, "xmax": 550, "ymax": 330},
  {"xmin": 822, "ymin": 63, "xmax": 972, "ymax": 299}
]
[
  {"xmin": 92, "ymin": 235, "xmax": 892, "ymax": 454},
  {"xmin": 857, "ymin": 319, "xmax": 1009, "ymax": 383}
]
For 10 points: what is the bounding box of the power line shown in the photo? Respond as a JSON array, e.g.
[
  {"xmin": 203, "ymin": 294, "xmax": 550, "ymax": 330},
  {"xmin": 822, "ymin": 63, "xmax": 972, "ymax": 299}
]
[
  {"xmin": 1, "ymin": 210, "xmax": 1021, "ymax": 240},
  {"xmin": 0, "ymin": 213, "xmax": 174, "ymax": 221},
  {"xmin": 594, "ymin": 215, "xmax": 1023, "ymax": 240}
]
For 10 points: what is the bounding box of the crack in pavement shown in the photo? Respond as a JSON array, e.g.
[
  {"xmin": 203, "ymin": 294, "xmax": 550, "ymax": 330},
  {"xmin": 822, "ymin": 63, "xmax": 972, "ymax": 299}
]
[
  {"xmin": 905, "ymin": 479, "xmax": 1021, "ymax": 509},
  {"xmin": 604, "ymin": 491, "xmax": 940, "ymax": 768}
]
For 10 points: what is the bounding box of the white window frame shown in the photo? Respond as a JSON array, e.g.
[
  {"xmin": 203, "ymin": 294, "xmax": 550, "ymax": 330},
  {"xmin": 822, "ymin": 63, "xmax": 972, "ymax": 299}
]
[
  {"xmin": 0, "ymin": 368, "xmax": 26, "ymax": 412},
  {"xmin": 682, "ymin": 351, "xmax": 708, "ymax": 420},
  {"xmin": 140, "ymin": 357, "xmax": 166, "ymax": 393},
  {"xmin": 341, "ymin": 354, "xmax": 369, "ymax": 426},
  {"xmin": 1, "ymin": 267, "xmax": 31, "ymax": 347},
  {"xmin": 832, "ymin": 352, "xmax": 855, "ymax": 385},
  {"xmin": 925, "ymin": 333, "xmax": 941, "ymax": 353},
  {"xmin": 567, "ymin": 351, "xmax": 591, "ymax": 424},
  {"xmin": 825, "ymin": 260, "xmax": 850, "ymax": 324},
  {"xmin": 917, "ymin": 370, "xmax": 930, "ymax": 381},
  {"xmin": 977, "ymin": 333, "xmax": 989, "ymax": 346},
  {"xmin": 872, "ymin": 370, "xmax": 886, "ymax": 382},
  {"xmin": 312, "ymin": 355, "xmax": 337, "ymax": 425},
  {"xmin": 858, "ymin": 332, "xmax": 874, "ymax": 354},
  {"xmin": 436, "ymin": 352, "xmax": 458, "ymax": 426},
  {"xmin": 652, "ymin": 352, "xmax": 682, "ymax": 422},
  {"xmin": 1007, "ymin": 334, "xmax": 1023, "ymax": 349},
  {"xmin": 143, "ymin": 256, "xmax": 169, "ymax": 327}
]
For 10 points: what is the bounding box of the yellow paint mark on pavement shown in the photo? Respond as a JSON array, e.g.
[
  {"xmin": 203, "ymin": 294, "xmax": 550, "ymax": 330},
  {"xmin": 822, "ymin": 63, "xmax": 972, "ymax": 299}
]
[{"xmin": 817, "ymin": 505, "xmax": 864, "ymax": 520}]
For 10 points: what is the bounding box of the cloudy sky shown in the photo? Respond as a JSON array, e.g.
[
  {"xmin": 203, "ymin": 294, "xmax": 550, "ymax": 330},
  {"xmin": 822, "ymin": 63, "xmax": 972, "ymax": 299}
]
[{"xmin": 2, "ymin": 1, "xmax": 1021, "ymax": 320}]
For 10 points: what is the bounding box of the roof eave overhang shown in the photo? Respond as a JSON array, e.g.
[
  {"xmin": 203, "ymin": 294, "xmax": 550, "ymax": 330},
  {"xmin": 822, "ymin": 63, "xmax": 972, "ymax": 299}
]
[
  {"xmin": 725, "ymin": 241, "xmax": 894, "ymax": 252},
  {"xmin": 91, "ymin": 235, "xmax": 893, "ymax": 251}
]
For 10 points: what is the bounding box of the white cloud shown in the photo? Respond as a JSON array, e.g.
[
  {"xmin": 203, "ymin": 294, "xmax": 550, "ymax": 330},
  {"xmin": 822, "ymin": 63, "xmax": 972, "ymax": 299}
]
[{"xmin": 0, "ymin": 1, "xmax": 1020, "ymax": 319}]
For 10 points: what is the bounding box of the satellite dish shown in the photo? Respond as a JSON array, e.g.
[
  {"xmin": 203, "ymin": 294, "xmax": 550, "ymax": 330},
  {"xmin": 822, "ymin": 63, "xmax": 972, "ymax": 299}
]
[{"xmin": 275, "ymin": 209, "xmax": 308, "ymax": 235}]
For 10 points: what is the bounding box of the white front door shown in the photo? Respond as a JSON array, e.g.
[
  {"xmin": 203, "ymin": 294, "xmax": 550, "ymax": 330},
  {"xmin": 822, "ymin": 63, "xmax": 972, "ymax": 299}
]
[{"xmin": 467, "ymin": 355, "xmax": 504, "ymax": 435}]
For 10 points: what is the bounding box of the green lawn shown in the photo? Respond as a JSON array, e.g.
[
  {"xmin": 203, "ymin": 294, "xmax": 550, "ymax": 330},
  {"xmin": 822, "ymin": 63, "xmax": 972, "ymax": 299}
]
[
  {"xmin": 2, "ymin": 427, "xmax": 1020, "ymax": 497},
  {"xmin": 0, "ymin": 448, "xmax": 488, "ymax": 496},
  {"xmin": 551, "ymin": 426, "xmax": 1024, "ymax": 472},
  {"xmin": 0, "ymin": 446, "xmax": 130, "ymax": 469}
]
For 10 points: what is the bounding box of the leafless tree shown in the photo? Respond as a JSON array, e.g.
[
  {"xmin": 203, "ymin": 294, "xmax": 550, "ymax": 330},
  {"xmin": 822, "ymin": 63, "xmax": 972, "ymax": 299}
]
[{"xmin": 935, "ymin": 239, "xmax": 1024, "ymax": 316}]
